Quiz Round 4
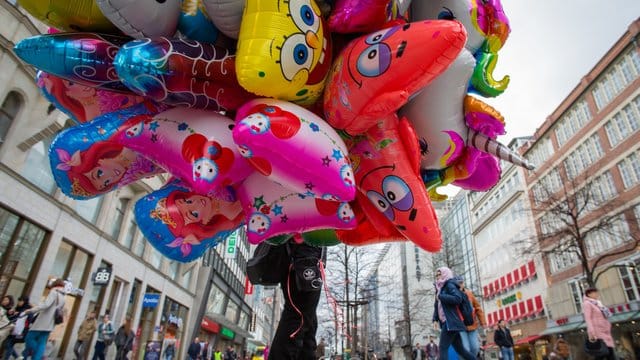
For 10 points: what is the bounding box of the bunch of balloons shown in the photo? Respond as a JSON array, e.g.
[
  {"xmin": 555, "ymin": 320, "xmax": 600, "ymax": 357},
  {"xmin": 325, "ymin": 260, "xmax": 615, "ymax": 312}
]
[{"xmin": 14, "ymin": 0, "xmax": 532, "ymax": 262}]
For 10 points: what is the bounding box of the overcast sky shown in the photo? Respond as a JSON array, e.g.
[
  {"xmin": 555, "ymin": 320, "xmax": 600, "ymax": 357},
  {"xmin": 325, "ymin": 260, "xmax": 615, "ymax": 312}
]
[{"xmin": 442, "ymin": 1, "xmax": 640, "ymax": 197}]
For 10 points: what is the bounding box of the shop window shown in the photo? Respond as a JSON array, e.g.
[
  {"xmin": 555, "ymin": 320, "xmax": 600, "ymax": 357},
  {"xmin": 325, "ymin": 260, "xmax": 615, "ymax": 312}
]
[
  {"xmin": 21, "ymin": 139, "xmax": 57, "ymax": 194},
  {"xmin": 206, "ymin": 284, "xmax": 226, "ymax": 316},
  {"xmin": 618, "ymin": 261, "xmax": 640, "ymax": 302},
  {"xmin": 0, "ymin": 213, "xmax": 48, "ymax": 298},
  {"xmin": 569, "ymin": 278, "xmax": 589, "ymax": 313},
  {"xmin": 225, "ymin": 300, "xmax": 239, "ymax": 323},
  {"xmin": 0, "ymin": 91, "xmax": 23, "ymax": 147},
  {"xmin": 126, "ymin": 279, "xmax": 143, "ymax": 319}
]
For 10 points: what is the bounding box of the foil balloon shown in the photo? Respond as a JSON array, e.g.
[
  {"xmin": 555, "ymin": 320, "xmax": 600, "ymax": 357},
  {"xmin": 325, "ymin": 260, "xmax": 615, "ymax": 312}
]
[
  {"xmin": 266, "ymin": 229, "xmax": 342, "ymax": 247},
  {"xmin": 335, "ymin": 193, "xmax": 405, "ymax": 246},
  {"xmin": 37, "ymin": 71, "xmax": 144, "ymax": 124},
  {"xmin": 14, "ymin": 33, "xmax": 133, "ymax": 93},
  {"xmin": 328, "ymin": 0, "xmax": 408, "ymax": 34},
  {"xmin": 17, "ymin": 0, "xmax": 118, "ymax": 33},
  {"xmin": 178, "ymin": 0, "xmax": 220, "ymax": 44},
  {"xmin": 96, "ymin": 0, "xmax": 181, "ymax": 38},
  {"xmin": 399, "ymin": 50, "xmax": 476, "ymax": 171},
  {"xmin": 236, "ymin": 173, "xmax": 357, "ymax": 244},
  {"xmin": 411, "ymin": 0, "xmax": 511, "ymax": 97},
  {"xmin": 202, "ymin": 0, "xmax": 244, "ymax": 39},
  {"xmin": 134, "ymin": 178, "xmax": 243, "ymax": 262},
  {"xmin": 350, "ymin": 114, "xmax": 441, "ymax": 252},
  {"xmin": 323, "ymin": 20, "xmax": 466, "ymax": 135},
  {"xmin": 114, "ymin": 37, "xmax": 254, "ymax": 111},
  {"xmin": 49, "ymin": 101, "xmax": 166, "ymax": 200},
  {"xmin": 233, "ymin": 99, "xmax": 355, "ymax": 202},
  {"xmin": 110, "ymin": 107, "xmax": 253, "ymax": 197},
  {"xmin": 235, "ymin": 0, "xmax": 332, "ymax": 105}
]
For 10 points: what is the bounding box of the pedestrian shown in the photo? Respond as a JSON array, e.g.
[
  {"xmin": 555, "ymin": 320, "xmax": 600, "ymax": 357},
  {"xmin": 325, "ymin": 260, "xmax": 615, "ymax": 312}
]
[
  {"xmin": 114, "ymin": 315, "xmax": 135, "ymax": 360},
  {"xmin": 92, "ymin": 314, "xmax": 115, "ymax": 360},
  {"xmin": 0, "ymin": 296, "xmax": 14, "ymax": 346},
  {"xmin": 213, "ymin": 347, "xmax": 222, "ymax": 360},
  {"xmin": 187, "ymin": 337, "xmax": 201, "ymax": 360},
  {"xmin": 432, "ymin": 267, "xmax": 476, "ymax": 360},
  {"xmin": 224, "ymin": 346, "xmax": 237, "ymax": 360},
  {"xmin": 615, "ymin": 340, "xmax": 632, "ymax": 360},
  {"xmin": 4, "ymin": 296, "xmax": 32, "ymax": 360},
  {"xmin": 267, "ymin": 242, "xmax": 325, "ymax": 360},
  {"xmin": 412, "ymin": 343, "xmax": 426, "ymax": 359},
  {"xmin": 74, "ymin": 310, "xmax": 98, "ymax": 360},
  {"xmin": 316, "ymin": 338, "xmax": 326, "ymax": 359},
  {"xmin": 263, "ymin": 344, "xmax": 269, "ymax": 360},
  {"xmin": 493, "ymin": 319, "xmax": 515, "ymax": 360},
  {"xmin": 454, "ymin": 277, "xmax": 486, "ymax": 358},
  {"xmin": 426, "ymin": 336, "xmax": 439, "ymax": 360},
  {"xmin": 201, "ymin": 342, "xmax": 208, "ymax": 360},
  {"xmin": 583, "ymin": 288, "xmax": 616, "ymax": 360},
  {"xmin": 163, "ymin": 341, "xmax": 176, "ymax": 360},
  {"xmin": 20, "ymin": 278, "xmax": 66, "ymax": 360},
  {"xmin": 553, "ymin": 335, "xmax": 571, "ymax": 360}
]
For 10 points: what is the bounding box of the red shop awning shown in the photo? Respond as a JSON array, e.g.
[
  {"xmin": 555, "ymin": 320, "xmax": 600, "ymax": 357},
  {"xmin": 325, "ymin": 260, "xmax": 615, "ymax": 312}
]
[{"xmin": 515, "ymin": 335, "xmax": 542, "ymax": 345}]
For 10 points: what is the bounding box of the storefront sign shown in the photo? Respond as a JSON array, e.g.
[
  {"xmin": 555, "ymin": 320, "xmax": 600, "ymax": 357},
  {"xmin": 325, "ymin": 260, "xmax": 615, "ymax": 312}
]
[
  {"xmin": 511, "ymin": 329, "xmax": 522, "ymax": 337},
  {"xmin": 225, "ymin": 231, "xmax": 238, "ymax": 258},
  {"xmin": 502, "ymin": 293, "xmax": 517, "ymax": 306},
  {"xmin": 245, "ymin": 277, "xmax": 254, "ymax": 295},
  {"xmin": 201, "ymin": 317, "xmax": 220, "ymax": 333},
  {"xmin": 92, "ymin": 267, "xmax": 112, "ymax": 286},
  {"xmin": 142, "ymin": 293, "xmax": 161, "ymax": 308},
  {"xmin": 220, "ymin": 326, "xmax": 235, "ymax": 339}
]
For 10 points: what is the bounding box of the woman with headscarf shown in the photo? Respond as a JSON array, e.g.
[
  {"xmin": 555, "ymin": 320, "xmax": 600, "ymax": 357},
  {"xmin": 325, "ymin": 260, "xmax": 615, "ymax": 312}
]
[{"xmin": 431, "ymin": 267, "xmax": 476, "ymax": 360}]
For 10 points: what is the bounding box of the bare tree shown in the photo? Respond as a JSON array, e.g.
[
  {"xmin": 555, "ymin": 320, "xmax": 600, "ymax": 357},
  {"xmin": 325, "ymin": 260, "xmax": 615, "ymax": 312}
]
[{"xmin": 527, "ymin": 171, "xmax": 640, "ymax": 288}]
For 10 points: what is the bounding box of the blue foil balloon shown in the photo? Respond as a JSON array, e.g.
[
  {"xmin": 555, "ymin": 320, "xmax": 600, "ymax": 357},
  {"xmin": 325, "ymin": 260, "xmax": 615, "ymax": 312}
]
[{"xmin": 178, "ymin": 0, "xmax": 220, "ymax": 44}]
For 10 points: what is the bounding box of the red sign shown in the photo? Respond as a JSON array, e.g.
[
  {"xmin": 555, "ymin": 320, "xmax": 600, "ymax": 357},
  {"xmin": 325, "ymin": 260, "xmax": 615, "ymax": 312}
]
[
  {"xmin": 556, "ymin": 317, "xmax": 568, "ymax": 325},
  {"xmin": 245, "ymin": 277, "xmax": 254, "ymax": 295},
  {"xmin": 201, "ymin": 317, "xmax": 220, "ymax": 333}
]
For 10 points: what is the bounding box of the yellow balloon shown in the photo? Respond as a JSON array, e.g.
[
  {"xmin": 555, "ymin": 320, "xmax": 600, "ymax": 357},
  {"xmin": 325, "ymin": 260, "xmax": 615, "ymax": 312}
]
[
  {"xmin": 18, "ymin": 0, "xmax": 117, "ymax": 33},
  {"xmin": 235, "ymin": 0, "xmax": 332, "ymax": 105}
]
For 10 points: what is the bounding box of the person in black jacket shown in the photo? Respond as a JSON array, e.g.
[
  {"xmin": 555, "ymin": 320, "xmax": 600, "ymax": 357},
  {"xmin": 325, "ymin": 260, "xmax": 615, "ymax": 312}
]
[
  {"xmin": 268, "ymin": 241, "xmax": 325, "ymax": 360},
  {"xmin": 187, "ymin": 337, "xmax": 201, "ymax": 360},
  {"xmin": 114, "ymin": 316, "xmax": 135, "ymax": 360},
  {"xmin": 493, "ymin": 319, "xmax": 515, "ymax": 360},
  {"xmin": 432, "ymin": 267, "xmax": 476, "ymax": 360},
  {"xmin": 412, "ymin": 343, "xmax": 426, "ymax": 359}
]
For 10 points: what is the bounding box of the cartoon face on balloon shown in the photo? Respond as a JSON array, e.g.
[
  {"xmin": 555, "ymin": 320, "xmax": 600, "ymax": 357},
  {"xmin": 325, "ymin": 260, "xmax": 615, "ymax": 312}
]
[
  {"xmin": 236, "ymin": 0, "xmax": 332, "ymax": 105},
  {"xmin": 365, "ymin": 175, "xmax": 414, "ymax": 223},
  {"xmin": 248, "ymin": 213, "xmax": 271, "ymax": 235},
  {"xmin": 349, "ymin": 27, "xmax": 403, "ymax": 85}
]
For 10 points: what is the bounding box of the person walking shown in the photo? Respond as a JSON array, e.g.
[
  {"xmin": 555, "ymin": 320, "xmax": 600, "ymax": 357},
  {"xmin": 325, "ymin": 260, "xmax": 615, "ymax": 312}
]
[
  {"xmin": 583, "ymin": 288, "xmax": 616, "ymax": 360},
  {"xmin": 412, "ymin": 343, "xmax": 426, "ymax": 359},
  {"xmin": 20, "ymin": 279, "xmax": 66, "ymax": 360},
  {"xmin": 213, "ymin": 347, "xmax": 222, "ymax": 360},
  {"xmin": 454, "ymin": 277, "xmax": 486, "ymax": 358},
  {"xmin": 493, "ymin": 319, "xmax": 515, "ymax": 360},
  {"xmin": 432, "ymin": 267, "xmax": 476, "ymax": 360},
  {"xmin": 92, "ymin": 314, "xmax": 115, "ymax": 360},
  {"xmin": 187, "ymin": 337, "xmax": 201, "ymax": 360},
  {"xmin": 426, "ymin": 337, "xmax": 439, "ymax": 360},
  {"xmin": 268, "ymin": 242, "xmax": 325, "ymax": 360},
  {"xmin": 0, "ymin": 296, "xmax": 14, "ymax": 347},
  {"xmin": 114, "ymin": 316, "xmax": 135, "ymax": 360},
  {"xmin": 164, "ymin": 341, "xmax": 176, "ymax": 360},
  {"xmin": 74, "ymin": 310, "xmax": 97, "ymax": 360},
  {"xmin": 553, "ymin": 336, "xmax": 571, "ymax": 360},
  {"xmin": 4, "ymin": 296, "xmax": 32, "ymax": 360}
]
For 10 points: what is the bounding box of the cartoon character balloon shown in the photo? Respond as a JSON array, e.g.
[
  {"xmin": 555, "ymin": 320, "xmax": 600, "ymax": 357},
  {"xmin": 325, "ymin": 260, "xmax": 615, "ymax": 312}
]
[
  {"xmin": 202, "ymin": 0, "xmax": 244, "ymax": 39},
  {"xmin": 17, "ymin": 0, "xmax": 118, "ymax": 33},
  {"xmin": 235, "ymin": 0, "xmax": 332, "ymax": 105},
  {"xmin": 96, "ymin": 0, "xmax": 182, "ymax": 38},
  {"xmin": 323, "ymin": 20, "xmax": 467, "ymax": 135},
  {"xmin": 37, "ymin": 72, "xmax": 145, "ymax": 124},
  {"xmin": 328, "ymin": 0, "xmax": 409, "ymax": 34},
  {"xmin": 135, "ymin": 178, "xmax": 243, "ymax": 262},
  {"xmin": 111, "ymin": 107, "xmax": 253, "ymax": 197},
  {"xmin": 49, "ymin": 102, "xmax": 166, "ymax": 199},
  {"xmin": 233, "ymin": 99, "xmax": 355, "ymax": 202},
  {"xmin": 114, "ymin": 37, "xmax": 253, "ymax": 111},
  {"xmin": 236, "ymin": 173, "xmax": 356, "ymax": 244}
]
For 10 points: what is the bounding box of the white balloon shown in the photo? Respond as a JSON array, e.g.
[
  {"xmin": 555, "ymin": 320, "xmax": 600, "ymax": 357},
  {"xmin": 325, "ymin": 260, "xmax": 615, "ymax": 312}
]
[
  {"xmin": 202, "ymin": 0, "xmax": 244, "ymax": 39},
  {"xmin": 96, "ymin": 0, "xmax": 181, "ymax": 38}
]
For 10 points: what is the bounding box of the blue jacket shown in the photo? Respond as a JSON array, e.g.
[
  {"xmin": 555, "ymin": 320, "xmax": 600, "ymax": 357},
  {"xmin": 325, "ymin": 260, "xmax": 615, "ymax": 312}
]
[{"xmin": 432, "ymin": 279, "xmax": 467, "ymax": 331}]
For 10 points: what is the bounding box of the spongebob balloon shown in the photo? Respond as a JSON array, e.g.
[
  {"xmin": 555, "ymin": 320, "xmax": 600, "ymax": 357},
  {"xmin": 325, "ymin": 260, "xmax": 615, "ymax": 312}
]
[{"xmin": 235, "ymin": 0, "xmax": 332, "ymax": 105}]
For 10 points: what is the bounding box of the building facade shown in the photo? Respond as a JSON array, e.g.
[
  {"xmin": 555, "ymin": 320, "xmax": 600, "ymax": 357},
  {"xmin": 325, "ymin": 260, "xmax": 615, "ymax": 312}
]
[
  {"xmin": 522, "ymin": 17, "xmax": 640, "ymax": 359},
  {"xmin": 468, "ymin": 139, "xmax": 550, "ymax": 360}
]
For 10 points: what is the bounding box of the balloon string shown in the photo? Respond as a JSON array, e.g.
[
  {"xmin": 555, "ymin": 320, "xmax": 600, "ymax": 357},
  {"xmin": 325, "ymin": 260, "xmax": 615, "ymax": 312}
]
[
  {"xmin": 287, "ymin": 263, "xmax": 304, "ymax": 339},
  {"xmin": 320, "ymin": 260, "xmax": 347, "ymax": 339}
]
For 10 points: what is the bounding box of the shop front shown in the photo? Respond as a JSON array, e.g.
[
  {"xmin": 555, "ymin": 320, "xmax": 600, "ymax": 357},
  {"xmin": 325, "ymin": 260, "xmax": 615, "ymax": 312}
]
[
  {"xmin": 158, "ymin": 296, "xmax": 189, "ymax": 359},
  {"xmin": 134, "ymin": 288, "xmax": 162, "ymax": 360},
  {"xmin": 199, "ymin": 316, "xmax": 221, "ymax": 354}
]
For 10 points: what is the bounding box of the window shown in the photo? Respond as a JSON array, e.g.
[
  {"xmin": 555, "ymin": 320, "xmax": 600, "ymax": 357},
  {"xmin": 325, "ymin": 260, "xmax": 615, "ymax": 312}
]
[
  {"xmin": 586, "ymin": 216, "xmax": 630, "ymax": 257},
  {"xmin": 181, "ymin": 265, "xmax": 193, "ymax": 289},
  {"xmin": 549, "ymin": 245, "xmax": 579, "ymax": 273},
  {"xmin": 618, "ymin": 260, "xmax": 640, "ymax": 302},
  {"xmin": 581, "ymin": 171, "xmax": 617, "ymax": 214},
  {"xmin": 149, "ymin": 245, "xmax": 163, "ymax": 268},
  {"xmin": 604, "ymin": 95, "xmax": 640, "ymax": 147},
  {"xmin": 569, "ymin": 278, "xmax": 589, "ymax": 313},
  {"xmin": 526, "ymin": 137, "xmax": 553, "ymax": 168},
  {"xmin": 554, "ymin": 100, "xmax": 592, "ymax": 147},
  {"xmin": 122, "ymin": 219, "xmax": 137, "ymax": 250},
  {"xmin": 563, "ymin": 134, "xmax": 604, "ymax": 179},
  {"xmin": 168, "ymin": 261, "xmax": 179, "ymax": 281},
  {"xmin": 21, "ymin": 140, "xmax": 57, "ymax": 194},
  {"xmin": 206, "ymin": 284, "xmax": 226, "ymax": 316},
  {"xmin": 592, "ymin": 49, "xmax": 640, "ymax": 110},
  {"xmin": 0, "ymin": 91, "xmax": 23, "ymax": 145},
  {"xmin": 133, "ymin": 235, "xmax": 146, "ymax": 257},
  {"xmin": 225, "ymin": 300, "xmax": 239, "ymax": 323},
  {"xmin": 110, "ymin": 198, "xmax": 130, "ymax": 239},
  {"xmin": 617, "ymin": 151, "xmax": 640, "ymax": 189},
  {"xmin": 51, "ymin": 240, "xmax": 92, "ymax": 288},
  {"xmin": 75, "ymin": 197, "xmax": 103, "ymax": 223}
]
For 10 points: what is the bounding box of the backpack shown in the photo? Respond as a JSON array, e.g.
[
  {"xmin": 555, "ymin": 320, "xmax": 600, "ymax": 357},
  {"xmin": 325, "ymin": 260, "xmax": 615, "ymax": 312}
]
[
  {"xmin": 458, "ymin": 289, "xmax": 475, "ymax": 326},
  {"xmin": 246, "ymin": 242, "xmax": 291, "ymax": 286}
]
